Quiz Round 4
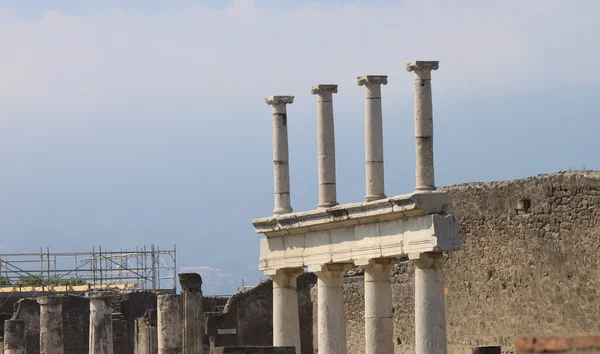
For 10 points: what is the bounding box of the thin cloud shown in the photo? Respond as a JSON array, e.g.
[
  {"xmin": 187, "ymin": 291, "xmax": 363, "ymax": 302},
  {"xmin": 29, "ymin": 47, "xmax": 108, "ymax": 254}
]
[{"xmin": 0, "ymin": 1, "xmax": 598, "ymax": 117}]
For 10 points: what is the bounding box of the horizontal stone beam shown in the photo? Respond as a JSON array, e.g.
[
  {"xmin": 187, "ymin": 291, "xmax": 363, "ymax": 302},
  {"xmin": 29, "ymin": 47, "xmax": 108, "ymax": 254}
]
[
  {"xmin": 258, "ymin": 213, "xmax": 460, "ymax": 274},
  {"xmin": 253, "ymin": 191, "xmax": 450, "ymax": 237}
]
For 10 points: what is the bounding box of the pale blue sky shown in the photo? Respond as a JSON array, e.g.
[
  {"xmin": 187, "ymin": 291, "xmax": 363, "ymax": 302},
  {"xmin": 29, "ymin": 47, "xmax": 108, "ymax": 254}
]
[{"xmin": 0, "ymin": 0, "xmax": 598, "ymax": 293}]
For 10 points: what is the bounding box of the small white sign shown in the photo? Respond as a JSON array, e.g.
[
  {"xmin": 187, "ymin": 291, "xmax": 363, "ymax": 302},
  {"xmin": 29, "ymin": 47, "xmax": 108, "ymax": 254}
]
[{"xmin": 218, "ymin": 328, "xmax": 237, "ymax": 335}]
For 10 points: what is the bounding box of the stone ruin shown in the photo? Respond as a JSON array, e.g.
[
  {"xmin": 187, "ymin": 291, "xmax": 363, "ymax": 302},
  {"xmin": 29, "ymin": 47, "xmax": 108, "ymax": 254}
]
[
  {"xmin": 252, "ymin": 60, "xmax": 461, "ymax": 354},
  {"xmin": 0, "ymin": 273, "xmax": 214, "ymax": 354},
  {"xmin": 2, "ymin": 59, "xmax": 599, "ymax": 354}
]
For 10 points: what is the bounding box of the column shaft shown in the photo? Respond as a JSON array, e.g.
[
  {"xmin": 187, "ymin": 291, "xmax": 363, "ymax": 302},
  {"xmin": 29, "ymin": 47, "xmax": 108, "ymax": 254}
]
[
  {"xmin": 179, "ymin": 273, "xmax": 204, "ymax": 354},
  {"xmin": 364, "ymin": 260, "xmax": 394, "ymax": 354},
  {"xmin": 4, "ymin": 319, "xmax": 26, "ymax": 354},
  {"xmin": 407, "ymin": 61, "xmax": 439, "ymax": 191},
  {"xmin": 315, "ymin": 265, "xmax": 347, "ymax": 354},
  {"xmin": 266, "ymin": 96, "xmax": 294, "ymax": 215},
  {"xmin": 157, "ymin": 294, "xmax": 183, "ymax": 354},
  {"xmin": 135, "ymin": 310, "xmax": 158, "ymax": 354},
  {"xmin": 87, "ymin": 292, "xmax": 114, "ymax": 354},
  {"xmin": 413, "ymin": 253, "xmax": 447, "ymax": 354},
  {"xmin": 358, "ymin": 76, "xmax": 388, "ymax": 202},
  {"xmin": 312, "ymin": 85, "xmax": 338, "ymax": 208},
  {"xmin": 38, "ymin": 296, "xmax": 64, "ymax": 354},
  {"xmin": 271, "ymin": 269, "xmax": 302, "ymax": 353}
]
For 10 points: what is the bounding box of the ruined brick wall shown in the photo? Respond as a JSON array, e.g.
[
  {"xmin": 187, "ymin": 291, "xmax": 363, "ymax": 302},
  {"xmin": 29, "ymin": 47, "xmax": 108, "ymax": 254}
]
[
  {"xmin": 13, "ymin": 299, "xmax": 40, "ymax": 354},
  {"xmin": 113, "ymin": 291, "xmax": 157, "ymax": 354},
  {"xmin": 206, "ymin": 273, "xmax": 316, "ymax": 354},
  {"xmin": 339, "ymin": 171, "xmax": 600, "ymax": 354},
  {"xmin": 62, "ymin": 294, "xmax": 90, "ymax": 354}
]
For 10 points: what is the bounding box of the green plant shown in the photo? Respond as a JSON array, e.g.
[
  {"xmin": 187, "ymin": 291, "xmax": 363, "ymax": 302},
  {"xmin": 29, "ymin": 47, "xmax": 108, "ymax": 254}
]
[{"xmin": 0, "ymin": 276, "xmax": 11, "ymax": 286}]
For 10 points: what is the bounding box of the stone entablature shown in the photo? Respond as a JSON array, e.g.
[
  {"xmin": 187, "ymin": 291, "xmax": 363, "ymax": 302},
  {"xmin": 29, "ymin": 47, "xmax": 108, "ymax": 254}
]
[
  {"xmin": 254, "ymin": 191, "xmax": 460, "ymax": 274},
  {"xmin": 254, "ymin": 61, "xmax": 459, "ymax": 354}
]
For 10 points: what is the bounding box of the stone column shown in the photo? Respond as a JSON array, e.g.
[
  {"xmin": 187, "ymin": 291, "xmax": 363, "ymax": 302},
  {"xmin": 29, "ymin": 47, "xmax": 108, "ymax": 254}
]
[
  {"xmin": 313, "ymin": 264, "xmax": 348, "ymax": 354},
  {"xmin": 270, "ymin": 268, "xmax": 303, "ymax": 354},
  {"xmin": 38, "ymin": 296, "xmax": 64, "ymax": 354},
  {"xmin": 157, "ymin": 294, "xmax": 183, "ymax": 354},
  {"xmin": 179, "ymin": 273, "xmax": 204, "ymax": 354},
  {"xmin": 135, "ymin": 309, "xmax": 158, "ymax": 354},
  {"xmin": 311, "ymin": 84, "xmax": 338, "ymax": 208},
  {"xmin": 13, "ymin": 298, "xmax": 40, "ymax": 354},
  {"xmin": 86, "ymin": 291, "xmax": 114, "ymax": 354},
  {"xmin": 412, "ymin": 253, "xmax": 447, "ymax": 354},
  {"xmin": 266, "ymin": 95, "xmax": 295, "ymax": 215},
  {"xmin": 4, "ymin": 318, "xmax": 26, "ymax": 354},
  {"xmin": 358, "ymin": 75, "xmax": 388, "ymax": 202},
  {"xmin": 362, "ymin": 259, "xmax": 394, "ymax": 354},
  {"xmin": 406, "ymin": 61, "xmax": 439, "ymax": 191}
]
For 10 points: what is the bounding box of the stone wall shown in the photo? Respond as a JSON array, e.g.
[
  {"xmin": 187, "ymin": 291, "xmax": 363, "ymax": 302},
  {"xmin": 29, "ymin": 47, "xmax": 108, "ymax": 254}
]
[
  {"xmin": 112, "ymin": 291, "xmax": 157, "ymax": 354},
  {"xmin": 337, "ymin": 171, "xmax": 600, "ymax": 354},
  {"xmin": 233, "ymin": 171, "xmax": 598, "ymax": 354},
  {"xmin": 13, "ymin": 299, "xmax": 40, "ymax": 354},
  {"xmin": 62, "ymin": 294, "xmax": 90, "ymax": 354},
  {"xmin": 206, "ymin": 273, "xmax": 316, "ymax": 354}
]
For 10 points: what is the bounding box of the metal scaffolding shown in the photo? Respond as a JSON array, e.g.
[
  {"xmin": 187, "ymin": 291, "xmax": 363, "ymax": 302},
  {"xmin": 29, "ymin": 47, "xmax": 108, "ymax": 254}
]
[{"xmin": 0, "ymin": 244, "xmax": 177, "ymax": 295}]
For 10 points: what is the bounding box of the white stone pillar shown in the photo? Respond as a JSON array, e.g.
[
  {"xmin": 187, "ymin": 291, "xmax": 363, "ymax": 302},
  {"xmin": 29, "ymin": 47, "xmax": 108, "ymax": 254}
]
[
  {"xmin": 406, "ymin": 61, "xmax": 439, "ymax": 191},
  {"xmin": 4, "ymin": 318, "xmax": 26, "ymax": 354},
  {"xmin": 270, "ymin": 268, "xmax": 303, "ymax": 353},
  {"xmin": 86, "ymin": 291, "xmax": 114, "ymax": 354},
  {"xmin": 157, "ymin": 294, "xmax": 183, "ymax": 354},
  {"xmin": 313, "ymin": 264, "xmax": 348, "ymax": 354},
  {"xmin": 361, "ymin": 259, "xmax": 394, "ymax": 354},
  {"xmin": 179, "ymin": 273, "xmax": 204, "ymax": 354},
  {"xmin": 311, "ymin": 84, "xmax": 338, "ymax": 208},
  {"xmin": 412, "ymin": 252, "xmax": 447, "ymax": 354},
  {"xmin": 38, "ymin": 296, "xmax": 64, "ymax": 354},
  {"xmin": 358, "ymin": 75, "xmax": 388, "ymax": 202},
  {"xmin": 265, "ymin": 95, "xmax": 295, "ymax": 215}
]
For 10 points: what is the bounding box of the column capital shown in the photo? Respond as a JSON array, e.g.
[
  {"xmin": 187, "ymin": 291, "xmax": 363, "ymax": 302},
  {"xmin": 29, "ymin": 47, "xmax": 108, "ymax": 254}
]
[
  {"xmin": 178, "ymin": 272, "xmax": 202, "ymax": 292},
  {"xmin": 37, "ymin": 296, "xmax": 63, "ymax": 306},
  {"xmin": 410, "ymin": 252, "xmax": 445, "ymax": 269},
  {"xmin": 357, "ymin": 75, "xmax": 388, "ymax": 86},
  {"xmin": 311, "ymin": 84, "xmax": 338, "ymax": 95},
  {"xmin": 270, "ymin": 268, "xmax": 304, "ymax": 279},
  {"xmin": 355, "ymin": 258, "xmax": 395, "ymax": 267},
  {"xmin": 406, "ymin": 61, "xmax": 439, "ymax": 80},
  {"xmin": 309, "ymin": 263, "xmax": 353, "ymax": 275},
  {"xmin": 85, "ymin": 290, "xmax": 115, "ymax": 300},
  {"xmin": 265, "ymin": 96, "xmax": 294, "ymax": 105}
]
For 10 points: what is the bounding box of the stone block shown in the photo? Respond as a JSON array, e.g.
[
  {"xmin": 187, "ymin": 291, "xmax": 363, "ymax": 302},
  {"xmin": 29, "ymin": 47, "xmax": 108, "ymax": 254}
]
[{"xmin": 211, "ymin": 346, "xmax": 295, "ymax": 354}]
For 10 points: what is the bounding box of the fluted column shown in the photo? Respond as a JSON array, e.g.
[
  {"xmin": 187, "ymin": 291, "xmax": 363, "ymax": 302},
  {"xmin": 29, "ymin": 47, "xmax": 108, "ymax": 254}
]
[
  {"xmin": 86, "ymin": 291, "xmax": 114, "ymax": 354},
  {"xmin": 179, "ymin": 273, "xmax": 204, "ymax": 354},
  {"xmin": 157, "ymin": 294, "xmax": 183, "ymax": 354},
  {"xmin": 358, "ymin": 75, "xmax": 388, "ymax": 202},
  {"xmin": 266, "ymin": 95, "xmax": 295, "ymax": 215},
  {"xmin": 38, "ymin": 296, "xmax": 64, "ymax": 354},
  {"xmin": 271, "ymin": 268, "xmax": 303, "ymax": 353},
  {"xmin": 135, "ymin": 309, "xmax": 158, "ymax": 354},
  {"xmin": 412, "ymin": 253, "xmax": 447, "ymax": 354},
  {"xmin": 406, "ymin": 61, "xmax": 439, "ymax": 191},
  {"xmin": 362, "ymin": 259, "xmax": 394, "ymax": 354},
  {"xmin": 314, "ymin": 264, "xmax": 348, "ymax": 354},
  {"xmin": 4, "ymin": 318, "xmax": 26, "ymax": 354},
  {"xmin": 311, "ymin": 84, "xmax": 338, "ymax": 208}
]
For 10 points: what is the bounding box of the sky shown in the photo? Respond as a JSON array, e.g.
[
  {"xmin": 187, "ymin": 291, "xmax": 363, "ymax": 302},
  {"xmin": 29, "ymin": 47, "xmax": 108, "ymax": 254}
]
[{"xmin": 0, "ymin": 0, "xmax": 598, "ymax": 294}]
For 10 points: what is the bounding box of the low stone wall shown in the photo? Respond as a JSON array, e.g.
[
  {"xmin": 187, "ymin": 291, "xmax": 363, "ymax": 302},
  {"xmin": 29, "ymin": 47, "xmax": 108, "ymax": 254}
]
[{"xmin": 515, "ymin": 333, "xmax": 600, "ymax": 353}]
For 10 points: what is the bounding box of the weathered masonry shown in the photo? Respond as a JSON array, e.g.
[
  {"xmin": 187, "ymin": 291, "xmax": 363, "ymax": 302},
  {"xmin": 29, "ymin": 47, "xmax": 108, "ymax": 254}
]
[{"xmin": 253, "ymin": 61, "xmax": 462, "ymax": 354}]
